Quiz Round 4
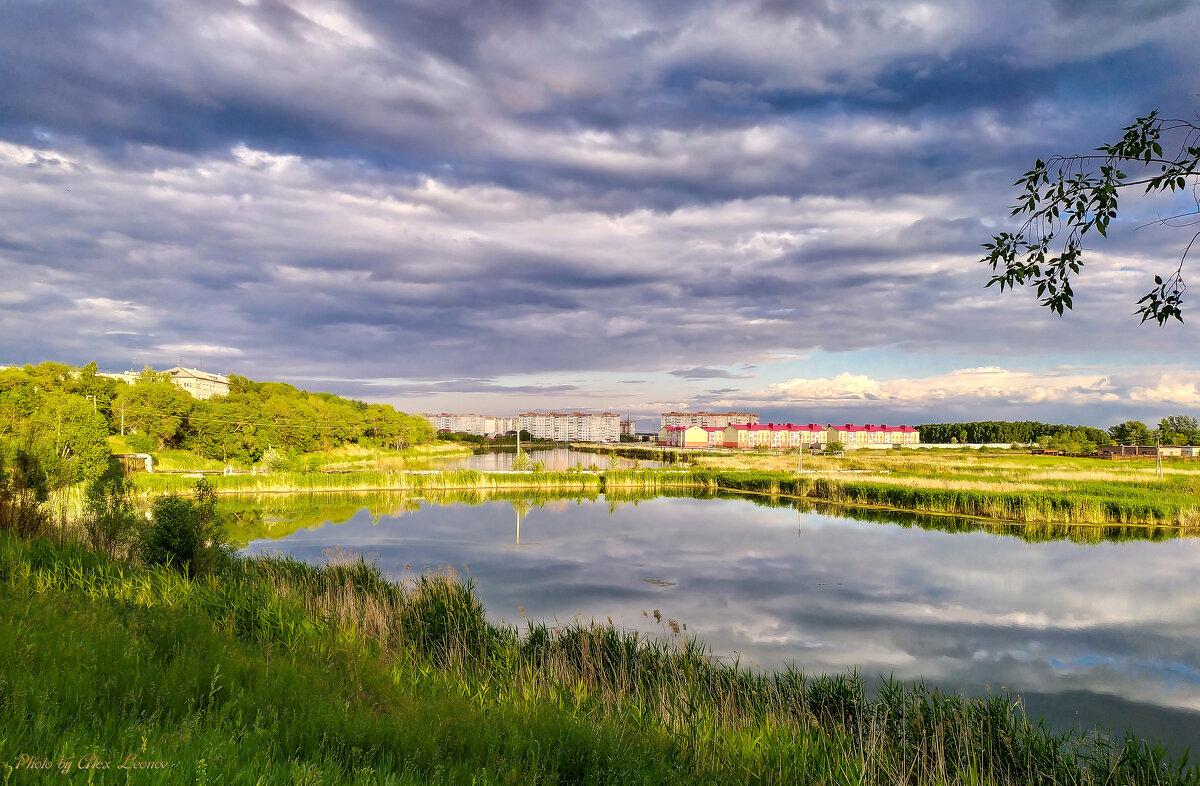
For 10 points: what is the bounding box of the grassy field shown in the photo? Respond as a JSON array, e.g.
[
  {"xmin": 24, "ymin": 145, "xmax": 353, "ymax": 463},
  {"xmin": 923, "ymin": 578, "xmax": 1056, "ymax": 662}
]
[{"xmin": 3, "ymin": 530, "xmax": 1194, "ymax": 785}]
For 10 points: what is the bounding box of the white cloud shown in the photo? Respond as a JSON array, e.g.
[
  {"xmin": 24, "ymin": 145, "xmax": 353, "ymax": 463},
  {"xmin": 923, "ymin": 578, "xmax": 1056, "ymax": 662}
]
[{"xmin": 759, "ymin": 366, "xmax": 1200, "ymax": 409}]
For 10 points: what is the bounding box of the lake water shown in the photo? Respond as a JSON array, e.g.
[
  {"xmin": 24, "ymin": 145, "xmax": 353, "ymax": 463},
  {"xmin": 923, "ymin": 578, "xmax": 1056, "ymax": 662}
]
[
  {"xmin": 437, "ymin": 446, "xmax": 662, "ymax": 471},
  {"xmin": 239, "ymin": 492, "xmax": 1200, "ymax": 752}
]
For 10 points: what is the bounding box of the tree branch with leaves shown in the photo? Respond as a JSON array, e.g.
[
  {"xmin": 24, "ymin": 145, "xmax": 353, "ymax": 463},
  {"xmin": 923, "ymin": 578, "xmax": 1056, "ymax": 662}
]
[{"xmin": 982, "ymin": 110, "xmax": 1200, "ymax": 324}]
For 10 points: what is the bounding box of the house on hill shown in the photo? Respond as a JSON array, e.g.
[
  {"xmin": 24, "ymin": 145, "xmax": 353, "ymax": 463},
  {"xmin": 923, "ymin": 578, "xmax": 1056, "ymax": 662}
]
[{"xmin": 165, "ymin": 366, "xmax": 229, "ymax": 400}]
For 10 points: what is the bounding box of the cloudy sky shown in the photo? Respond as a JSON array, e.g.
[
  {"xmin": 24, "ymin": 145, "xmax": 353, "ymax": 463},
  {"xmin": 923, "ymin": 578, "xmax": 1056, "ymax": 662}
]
[{"xmin": 2, "ymin": 0, "xmax": 1199, "ymax": 428}]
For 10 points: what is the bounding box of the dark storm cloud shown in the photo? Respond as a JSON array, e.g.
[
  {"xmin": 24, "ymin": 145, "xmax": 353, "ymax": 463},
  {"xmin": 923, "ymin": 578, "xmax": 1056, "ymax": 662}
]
[{"xmin": 2, "ymin": 0, "xmax": 1200, "ymax": 411}]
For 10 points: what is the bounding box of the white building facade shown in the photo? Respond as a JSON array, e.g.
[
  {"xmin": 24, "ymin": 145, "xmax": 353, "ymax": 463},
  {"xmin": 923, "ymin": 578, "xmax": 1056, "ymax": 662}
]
[
  {"xmin": 519, "ymin": 412, "xmax": 621, "ymax": 443},
  {"xmin": 660, "ymin": 411, "xmax": 758, "ymax": 429}
]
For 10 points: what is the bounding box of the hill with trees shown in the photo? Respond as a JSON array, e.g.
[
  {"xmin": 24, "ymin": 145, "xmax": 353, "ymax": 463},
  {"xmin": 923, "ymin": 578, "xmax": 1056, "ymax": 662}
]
[{"xmin": 0, "ymin": 361, "xmax": 436, "ymax": 516}]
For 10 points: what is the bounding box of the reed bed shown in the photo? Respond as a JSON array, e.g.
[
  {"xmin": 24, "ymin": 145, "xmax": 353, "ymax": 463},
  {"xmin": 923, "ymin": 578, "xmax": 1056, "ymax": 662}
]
[{"xmin": 2, "ymin": 531, "xmax": 1193, "ymax": 785}]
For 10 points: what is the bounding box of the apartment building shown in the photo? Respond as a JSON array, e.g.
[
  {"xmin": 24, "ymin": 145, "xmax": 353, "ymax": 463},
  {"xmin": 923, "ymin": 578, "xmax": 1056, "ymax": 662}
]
[
  {"xmin": 659, "ymin": 411, "xmax": 759, "ymax": 429},
  {"xmin": 826, "ymin": 424, "xmax": 921, "ymax": 447},
  {"xmin": 519, "ymin": 412, "xmax": 621, "ymax": 443},
  {"xmin": 620, "ymin": 419, "xmax": 637, "ymax": 437},
  {"xmin": 424, "ymin": 413, "xmax": 492, "ymax": 434},
  {"xmin": 422, "ymin": 414, "xmax": 524, "ymax": 436},
  {"xmin": 723, "ymin": 423, "xmax": 828, "ymax": 449}
]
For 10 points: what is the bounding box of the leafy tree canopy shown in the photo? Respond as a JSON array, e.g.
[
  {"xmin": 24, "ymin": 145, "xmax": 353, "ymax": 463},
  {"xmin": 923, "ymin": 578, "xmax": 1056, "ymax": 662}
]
[
  {"xmin": 1108, "ymin": 420, "xmax": 1154, "ymax": 446},
  {"xmin": 1, "ymin": 362, "xmax": 435, "ymax": 467},
  {"xmin": 983, "ymin": 110, "xmax": 1200, "ymax": 324},
  {"xmin": 1155, "ymin": 415, "xmax": 1200, "ymax": 446},
  {"xmin": 915, "ymin": 421, "xmax": 1108, "ymax": 445}
]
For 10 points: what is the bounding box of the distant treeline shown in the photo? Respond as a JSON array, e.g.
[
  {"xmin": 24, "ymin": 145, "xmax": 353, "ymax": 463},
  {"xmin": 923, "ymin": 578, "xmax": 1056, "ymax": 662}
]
[
  {"xmin": 0, "ymin": 362, "xmax": 435, "ymax": 470},
  {"xmin": 915, "ymin": 421, "xmax": 1111, "ymax": 445}
]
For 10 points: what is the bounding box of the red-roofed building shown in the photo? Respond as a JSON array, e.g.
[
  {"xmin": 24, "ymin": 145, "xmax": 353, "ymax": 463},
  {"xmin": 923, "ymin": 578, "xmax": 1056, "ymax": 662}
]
[
  {"xmin": 657, "ymin": 425, "xmax": 709, "ymax": 448},
  {"xmin": 826, "ymin": 424, "xmax": 920, "ymax": 447},
  {"xmin": 723, "ymin": 423, "xmax": 830, "ymax": 450}
]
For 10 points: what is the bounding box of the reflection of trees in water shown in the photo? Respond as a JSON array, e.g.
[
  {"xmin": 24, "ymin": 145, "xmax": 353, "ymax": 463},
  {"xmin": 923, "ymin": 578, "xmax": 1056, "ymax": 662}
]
[{"xmin": 221, "ymin": 487, "xmax": 1195, "ymax": 547}]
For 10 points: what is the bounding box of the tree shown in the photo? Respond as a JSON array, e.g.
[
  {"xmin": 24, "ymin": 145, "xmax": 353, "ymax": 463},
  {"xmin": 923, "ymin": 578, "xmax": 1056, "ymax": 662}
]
[
  {"xmin": 982, "ymin": 110, "xmax": 1200, "ymax": 324},
  {"xmin": 82, "ymin": 455, "xmax": 140, "ymax": 559},
  {"xmin": 112, "ymin": 380, "xmax": 193, "ymax": 449},
  {"xmin": 1109, "ymin": 420, "xmax": 1153, "ymax": 446},
  {"xmin": 188, "ymin": 395, "xmax": 263, "ymax": 464},
  {"xmin": 1156, "ymin": 414, "xmax": 1199, "ymax": 446},
  {"xmin": 0, "ymin": 435, "xmax": 50, "ymax": 538}
]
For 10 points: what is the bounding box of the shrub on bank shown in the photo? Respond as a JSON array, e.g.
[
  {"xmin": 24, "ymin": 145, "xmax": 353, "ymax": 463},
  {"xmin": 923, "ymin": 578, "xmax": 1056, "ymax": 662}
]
[{"xmin": 140, "ymin": 479, "xmax": 232, "ymax": 577}]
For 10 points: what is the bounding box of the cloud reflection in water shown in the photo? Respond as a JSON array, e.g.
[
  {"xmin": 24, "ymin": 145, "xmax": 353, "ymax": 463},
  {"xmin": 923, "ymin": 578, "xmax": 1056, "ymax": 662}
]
[{"xmin": 244, "ymin": 494, "xmax": 1200, "ymax": 747}]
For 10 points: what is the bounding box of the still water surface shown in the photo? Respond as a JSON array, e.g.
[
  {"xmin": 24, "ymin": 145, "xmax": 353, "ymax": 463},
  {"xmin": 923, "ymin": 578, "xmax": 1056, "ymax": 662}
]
[{"xmin": 241, "ymin": 492, "xmax": 1200, "ymax": 751}]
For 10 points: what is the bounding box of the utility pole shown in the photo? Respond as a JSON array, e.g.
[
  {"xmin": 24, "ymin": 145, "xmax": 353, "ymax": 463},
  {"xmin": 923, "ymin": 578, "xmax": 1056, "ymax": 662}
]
[
  {"xmin": 120, "ymin": 406, "xmax": 125, "ymax": 436},
  {"xmin": 85, "ymin": 394, "xmax": 96, "ymax": 413}
]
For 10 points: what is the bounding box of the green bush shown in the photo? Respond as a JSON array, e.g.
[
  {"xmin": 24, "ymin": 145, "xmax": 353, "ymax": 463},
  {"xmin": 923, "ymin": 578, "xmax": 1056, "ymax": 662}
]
[
  {"xmin": 139, "ymin": 479, "xmax": 230, "ymax": 577},
  {"xmin": 123, "ymin": 432, "xmax": 157, "ymax": 453}
]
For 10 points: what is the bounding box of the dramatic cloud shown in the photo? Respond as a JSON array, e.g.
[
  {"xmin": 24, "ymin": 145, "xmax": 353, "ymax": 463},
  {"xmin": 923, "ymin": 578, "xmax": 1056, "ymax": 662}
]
[{"xmin": 2, "ymin": 0, "xmax": 1199, "ymax": 423}]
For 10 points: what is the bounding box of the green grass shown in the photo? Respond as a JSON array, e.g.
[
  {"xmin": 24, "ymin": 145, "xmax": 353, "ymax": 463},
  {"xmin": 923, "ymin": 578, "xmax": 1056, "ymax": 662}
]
[{"xmin": 2, "ymin": 531, "xmax": 1195, "ymax": 785}]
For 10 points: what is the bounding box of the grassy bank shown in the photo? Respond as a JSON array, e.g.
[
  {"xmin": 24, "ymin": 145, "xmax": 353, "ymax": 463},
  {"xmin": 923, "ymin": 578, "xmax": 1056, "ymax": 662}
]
[
  {"xmin": 110, "ymin": 438, "xmax": 473, "ymax": 473},
  {"xmin": 3, "ymin": 530, "xmax": 1194, "ymax": 785}
]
